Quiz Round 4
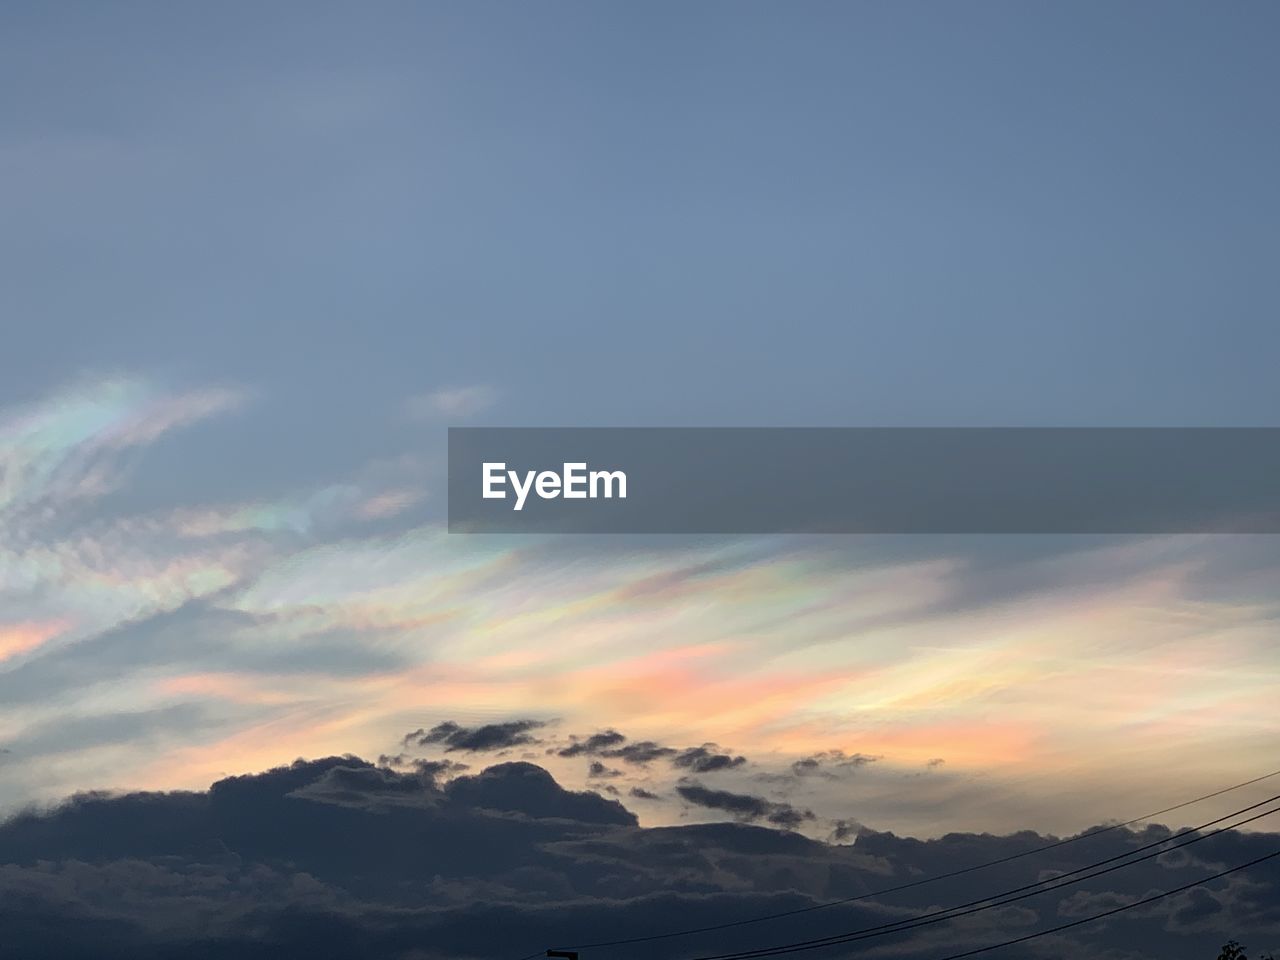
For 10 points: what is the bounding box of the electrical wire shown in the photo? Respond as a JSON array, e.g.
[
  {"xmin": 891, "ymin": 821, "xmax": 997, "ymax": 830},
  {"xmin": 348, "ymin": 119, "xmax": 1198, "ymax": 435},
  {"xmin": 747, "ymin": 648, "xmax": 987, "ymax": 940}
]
[
  {"xmin": 686, "ymin": 798, "xmax": 1280, "ymax": 960},
  {"xmin": 929, "ymin": 848, "xmax": 1280, "ymax": 960},
  {"xmin": 549, "ymin": 766, "xmax": 1280, "ymax": 952}
]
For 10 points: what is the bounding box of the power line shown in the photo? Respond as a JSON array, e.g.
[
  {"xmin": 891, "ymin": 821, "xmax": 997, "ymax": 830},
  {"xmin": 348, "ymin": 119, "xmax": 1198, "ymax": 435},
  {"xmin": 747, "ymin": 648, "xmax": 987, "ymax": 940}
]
[
  {"xmin": 934, "ymin": 848, "xmax": 1280, "ymax": 960},
  {"xmin": 549, "ymin": 766, "xmax": 1280, "ymax": 952},
  {"xmin": 686, "ymin": 799, "xmax": 1280, "ymax": 960},
  {"xmin": 688, "ymin": 796, "xmax": 1280, "ymax": 960}
]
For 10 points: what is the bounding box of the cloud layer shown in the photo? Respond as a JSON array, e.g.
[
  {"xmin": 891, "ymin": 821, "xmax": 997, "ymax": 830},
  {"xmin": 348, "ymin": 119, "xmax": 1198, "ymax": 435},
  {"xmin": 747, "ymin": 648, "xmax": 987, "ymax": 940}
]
[
  {"xmin": 1, "ymin": 379, "xmax": 1279, "ymax": 845},
  {"xmin": 1, "ymin": 756, "xmax": 1276, "ymax": 960}
]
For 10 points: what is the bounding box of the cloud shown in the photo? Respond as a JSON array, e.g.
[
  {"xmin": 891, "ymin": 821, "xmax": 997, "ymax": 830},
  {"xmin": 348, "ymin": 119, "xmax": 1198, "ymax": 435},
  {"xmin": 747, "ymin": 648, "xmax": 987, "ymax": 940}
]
[
  {"xmin": 557, "ymin": 732, "xmax": 748, "ymax": 775},
  {"xmin": 0, "ymin": 755, "xmax": 1276, "ymax": 960},
  {"xmin": 444, "ymin": 762, "xmax": 635, "ymax": 825},
  {"xmin": 672, "ymin": 745, "xmax": 747, "ymax": 774},
  {"xmin": 404, "ymin": 720, "xmax": 547, "ymax": 753},
  {"xmin": 4, "ymin": 379, "xmax": 1279, "ymax": 844},
  {"xmin": 790, "ymin": 750, "xmax": 879, "ymax": 778},
  {"xmin": 354, "ymin": 487, "xmax": 424, "ymax": 520},
  {"xmin": 676, "ymin": 783, "xmax": 815, "ymax": 829},
  {"xmin": 557, "ymin": 730, "xmax": 627, "ymax": 758},
  {"xmin": 0, "ymin": 620, "xmax": 69, "ymax": 665},
  {"xmin": 587, "ymin": 761, "xmax": 623, "ymax": 779},
  {"xmin": 555, "ymin": 730, "xmax": 678, "ymax": 765},
  {"xmin": 412, "ymin": 758, "xmax": 470, "ymax": 779},
  {"xmin": 0, "ymin": 378, "xmax": 247, "ymax": 523},
  {"xmin": 405, "ymin": 385, "xmax": 498, "ymax": 420},
  {"xmin": 829, "ymin": 818, "xmax": 862, "ymax": 842},
  {"xmin": 1169, "ymin": 886, "xmax": 1227, "ymax": 929},
  {"xmin": 1057, "ymin": 888, "xmax": 1141, "ymax": 917},
  {"xmin": 378, "ymin": 754, "xmax": 470, "ymax": 782},
  {"xmin": 0, "ymin": 703, "xmax": 230, "ymax": 761},
  {"xmin": 602, "ymin": 741, "xmax": 678, "ymax": 765}
]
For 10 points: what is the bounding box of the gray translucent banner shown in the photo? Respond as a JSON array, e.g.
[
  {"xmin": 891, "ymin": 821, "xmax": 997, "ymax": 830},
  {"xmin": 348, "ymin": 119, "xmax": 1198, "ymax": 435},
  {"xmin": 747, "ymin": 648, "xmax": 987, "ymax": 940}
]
[{"xmin": 447, "ymin": 428, "xmax": 1280, "ymax": 534}]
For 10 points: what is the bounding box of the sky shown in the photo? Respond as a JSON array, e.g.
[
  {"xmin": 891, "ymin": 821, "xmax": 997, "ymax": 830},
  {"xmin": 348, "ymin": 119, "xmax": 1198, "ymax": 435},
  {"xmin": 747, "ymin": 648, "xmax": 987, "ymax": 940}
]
[{"xmin": 2, "ymin": 0, "xmax": 1280, "ymax": 856}]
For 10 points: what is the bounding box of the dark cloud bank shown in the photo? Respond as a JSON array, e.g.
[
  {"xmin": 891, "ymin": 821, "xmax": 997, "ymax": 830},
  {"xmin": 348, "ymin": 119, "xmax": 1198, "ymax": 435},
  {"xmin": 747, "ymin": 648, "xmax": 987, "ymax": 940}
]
[{"xmin": 1, "ymin": 756, "xmax": 1277, "ymax": 960}]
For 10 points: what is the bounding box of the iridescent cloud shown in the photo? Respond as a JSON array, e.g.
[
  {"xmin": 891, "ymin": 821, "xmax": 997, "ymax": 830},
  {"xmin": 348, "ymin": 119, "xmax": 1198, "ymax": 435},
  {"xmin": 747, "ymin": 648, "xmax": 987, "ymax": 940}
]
[
  {"xmin": 0, "ymin": 620, "xmax": 70, "ymax": 665},
  {"xmin": 2, "ymin": 379, "xmax": 1278, "ymax": 838}
]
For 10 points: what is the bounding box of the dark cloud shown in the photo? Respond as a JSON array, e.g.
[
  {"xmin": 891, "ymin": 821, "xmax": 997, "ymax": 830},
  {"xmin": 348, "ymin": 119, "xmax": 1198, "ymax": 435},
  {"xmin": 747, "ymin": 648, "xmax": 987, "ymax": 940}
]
[
  {"xmin": 289, "ymin": 762, "xmax": 438, "ymax": 810},
  {"xmin": 790, "ymin": 750, "xmax": 879, "ymax": 778},
  {"xmin": 1170, "ymin": 886, "xmax": 1227, "ymax": 929},
  {"xmin": 603, "ymin": 741, "xmax": 678, "ymax": 765},
  {"xmin": 1057, "ymin": 888, "xmax": 1140, "ymax": 917},
  {"xmin": 672, "ymin": 745, "xmax": 747, "ymax": 774},
  {"xmin": 830, "ymin": 818, "xmax": 863, "ymax": 843},
  {"xmin": 676, "ymin": 783, "xmax": 814, "ymax": 829},
  {"xmin": 628, "ymin": 787, "xmax": 662, "ymax": 801},
  {"xmin": 764, "ymin": 805, "xmax": 815, "ymax": 830},
  {"xmin": 378, "ymin": 753, "xmax": 469, "ymax": 782},
  {"xmin": 403, "ymin": 720, "xmax": 547, "ymax": 753},
  {"xmin": 558, "ymin": 732, "xmax": 747, "ymax": 772},
  {"xmin": 557, "ymin": 730, "xmax": 677, "ymax": 766},
  {"xmin": 587, "ymin": 761, "xmax": 623, "ymax": 780},
  {"xmin": 0, "ymin": 756, "xmax": 1275, "ymax": 960},
  {"xmin": 927, "ymin": 758, "xmax": 946, "ymax": 769},
  {"xmin": 445, "ymin": 762, "xmax": 634, "ymax": 825},
  {"xmin": 558, "ymin": 730, "xmax": 627, "ymax": 758},
  {"xmin": 412, "ymin": 758, "xmax": 470, "ymax": 780}
]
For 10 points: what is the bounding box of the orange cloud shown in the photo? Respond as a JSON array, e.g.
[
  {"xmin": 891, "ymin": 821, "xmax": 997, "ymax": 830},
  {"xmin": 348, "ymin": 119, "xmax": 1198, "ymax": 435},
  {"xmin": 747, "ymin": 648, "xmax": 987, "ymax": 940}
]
[{"xmin": 0, "ymin": 619, "xmax": 69, "ymax": 663}]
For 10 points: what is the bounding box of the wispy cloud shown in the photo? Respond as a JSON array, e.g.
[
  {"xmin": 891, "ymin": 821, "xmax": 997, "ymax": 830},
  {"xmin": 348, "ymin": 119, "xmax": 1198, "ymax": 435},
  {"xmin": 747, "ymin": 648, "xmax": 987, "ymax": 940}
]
[
  {"xmin": 0, "ymin": 620, "xmax": 69, "ymax": 665},
  {"xmin": 405, "ymin": 384, "xmax": 498, "ymax": 420},
  {"xmin": 0, "ymin": 378, "xmax": 248, "ymax": 519},
  {"xmin": 2, "ymin": 378, "xmax": 1279, "ymax": 839}
]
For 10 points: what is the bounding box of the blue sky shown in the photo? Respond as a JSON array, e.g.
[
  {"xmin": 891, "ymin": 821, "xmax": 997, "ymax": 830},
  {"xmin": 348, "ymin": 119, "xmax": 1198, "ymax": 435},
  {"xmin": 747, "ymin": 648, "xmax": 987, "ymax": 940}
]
[
  {"xmin": 1, "ymin": 2, "xmax": 1278, "ymax": 835},
  {"xmin": 6, "ymin": 1, "xmax": 1279, "ymax": 431}
]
